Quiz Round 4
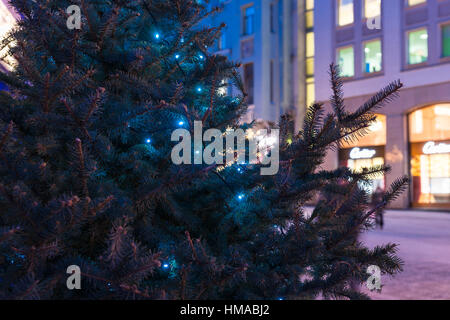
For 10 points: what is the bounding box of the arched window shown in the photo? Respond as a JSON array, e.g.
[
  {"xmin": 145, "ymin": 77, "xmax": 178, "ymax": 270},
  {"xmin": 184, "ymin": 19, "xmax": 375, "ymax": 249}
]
[{"xmin": 409, "ymin": 104, "xmax": 450, "ymax": 207}]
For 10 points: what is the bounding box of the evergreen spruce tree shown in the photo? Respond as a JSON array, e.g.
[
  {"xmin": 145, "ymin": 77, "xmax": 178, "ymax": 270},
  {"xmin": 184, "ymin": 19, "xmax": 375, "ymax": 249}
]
[{"xmin": 0, "ymin": 0, "xmax": 407, "ymax": 299}]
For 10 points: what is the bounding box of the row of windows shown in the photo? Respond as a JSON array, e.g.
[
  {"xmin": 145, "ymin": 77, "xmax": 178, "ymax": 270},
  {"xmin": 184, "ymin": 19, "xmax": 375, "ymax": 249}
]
[
  {"xmin": 305, "ymin": 0, "xmax": 315, "ymax": 107},
  {"xmin": 338, "ymin": 0, "xmax": 427, "ymax": 27},
  {"xmin": 337, "ymin": 24, "xmax": 450, "ymax": 77}
]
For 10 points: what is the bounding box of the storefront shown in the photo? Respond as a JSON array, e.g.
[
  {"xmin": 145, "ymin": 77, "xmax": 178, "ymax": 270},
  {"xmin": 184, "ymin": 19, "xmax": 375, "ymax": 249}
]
[
  {"xmin": 409, "ymin": 104, "xmax": 450, "ymax": 208},
  {"xmin": 338, "ymin": 114, "xmax": 386, "ymax": 195}
]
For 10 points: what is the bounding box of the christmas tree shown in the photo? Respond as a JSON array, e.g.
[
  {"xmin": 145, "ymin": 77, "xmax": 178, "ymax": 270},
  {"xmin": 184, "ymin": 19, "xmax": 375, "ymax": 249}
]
[{"xmin": 0, "ymin": 0, "xmax": 407, "ymax": 299}]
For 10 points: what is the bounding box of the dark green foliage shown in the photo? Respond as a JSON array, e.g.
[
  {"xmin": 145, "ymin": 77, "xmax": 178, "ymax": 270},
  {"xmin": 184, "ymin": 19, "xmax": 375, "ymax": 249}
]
[{"xmin": 0, "ymin": 0, "xmax": 407, "ymax": 299}]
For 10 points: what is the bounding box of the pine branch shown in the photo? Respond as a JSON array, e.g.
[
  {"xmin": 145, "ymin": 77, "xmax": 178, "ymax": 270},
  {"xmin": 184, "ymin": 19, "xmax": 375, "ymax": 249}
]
[
  {"xmin": 329, "ymin": 63, "xmax": 346, "ymax": 122},
  {"xmin": 348, "ymin": 80, "xmax": 403, "ymax": 121}
]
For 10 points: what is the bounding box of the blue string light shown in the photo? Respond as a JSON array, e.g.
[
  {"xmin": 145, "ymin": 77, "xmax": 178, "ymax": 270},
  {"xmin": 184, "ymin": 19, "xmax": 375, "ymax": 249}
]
[
  {"xmin": 237, "ymin": 193, "xmax": 245, "ymax": 201},
  {"xmin": 178, "ymin": 121, "xmax": 185, "ymax": 126},
  {"xmin": 196, "ymin": 86, "xmax": 203, "ymax": 93},
  {"xmin": 154, "ymin": 33, "xmax": 160, "ymax": 40},
  {"xmin": 146, "ymin": 138, "xmax": 151, "ymax": 144}
]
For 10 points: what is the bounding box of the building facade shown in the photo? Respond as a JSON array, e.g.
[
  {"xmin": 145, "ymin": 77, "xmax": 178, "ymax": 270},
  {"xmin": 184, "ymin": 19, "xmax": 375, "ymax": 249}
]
[
  {"xmin": 315, "ymin": 0, "xmax": 450, "ymax": 210},
  {"xmin": 205, "ymin": 0, "xmax": 313, "ymax": 129}
]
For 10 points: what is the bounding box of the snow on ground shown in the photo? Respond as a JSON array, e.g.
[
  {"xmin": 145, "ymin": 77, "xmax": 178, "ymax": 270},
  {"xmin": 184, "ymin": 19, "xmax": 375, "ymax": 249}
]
[{"xmin": 360, "ymin": 209, "xmax": 450, "ymax": 300}]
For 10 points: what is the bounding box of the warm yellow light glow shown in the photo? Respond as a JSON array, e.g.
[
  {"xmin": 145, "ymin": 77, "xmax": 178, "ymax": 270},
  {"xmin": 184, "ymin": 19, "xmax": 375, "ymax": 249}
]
[
  {"xmin": 409, "ymin": 105, "xmax": 450, "ymax": 143},
  {"xmin": 365, "ymin": 0, "xmax": 381, "ymax": 19},
  {"xmin": 434, "ymin": 105, "xmax": 450, "ymax": 117},
  {"xmin": 343, "ymin": 114, "xmax": 386, "ymax": 148},
  {"xmin": 413, "ymin": 110, "xmax": 423, "ymax": 134}
]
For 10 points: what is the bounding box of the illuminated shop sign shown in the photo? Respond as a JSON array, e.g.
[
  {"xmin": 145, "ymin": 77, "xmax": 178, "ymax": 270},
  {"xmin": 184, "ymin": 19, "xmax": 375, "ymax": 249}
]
[
  {"xmin": 339, "ymin": 146, "xmax": 384, "ymax": 161},
  {"xmin": 422, "ymin": 141, "xmax": 450, "ymax": 155},
  {"xmin": 349, "ymin": 147, "xmax": 377, "ymax": 159}
]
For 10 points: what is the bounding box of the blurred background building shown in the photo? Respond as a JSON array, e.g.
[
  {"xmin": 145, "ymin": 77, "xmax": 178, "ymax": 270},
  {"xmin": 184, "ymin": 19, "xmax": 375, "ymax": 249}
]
[
  {"xmin": 315, "ymin": 0, "xmax": 450, "ymax": 209},
  {"xmin": 206, "ymin": 0, "xmax": 450, "ymax": 210}
]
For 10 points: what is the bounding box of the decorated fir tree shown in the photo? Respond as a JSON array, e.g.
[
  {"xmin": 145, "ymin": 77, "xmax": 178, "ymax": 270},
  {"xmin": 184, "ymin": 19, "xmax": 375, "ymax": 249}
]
[{"xmin": 0, "ymin": 0, "xmax": 407, "ymax": 299}]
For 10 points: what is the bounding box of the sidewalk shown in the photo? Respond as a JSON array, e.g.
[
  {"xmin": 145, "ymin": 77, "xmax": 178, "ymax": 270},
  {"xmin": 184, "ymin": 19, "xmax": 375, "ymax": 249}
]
[{"xmin": 360, "ymin": 209, "xmax": 450, "ymax": 300}]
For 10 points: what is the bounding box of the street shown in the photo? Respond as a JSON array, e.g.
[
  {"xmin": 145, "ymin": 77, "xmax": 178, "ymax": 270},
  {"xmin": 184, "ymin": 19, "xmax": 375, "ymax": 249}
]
[{"xmin": 361, "ymin": 209, "xmax": 450, "ymax": 300}]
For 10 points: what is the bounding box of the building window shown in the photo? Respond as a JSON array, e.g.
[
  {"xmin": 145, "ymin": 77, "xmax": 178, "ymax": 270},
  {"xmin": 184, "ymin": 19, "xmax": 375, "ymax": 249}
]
[
  {"xmin": 364, "ymin": 0, "xmax": 381, "ymax": 18},
  {"xmin": 306, "ymin": 32, "xmax": 315, "ymax": 77},
  {"xmin": 338, "ymin": 0, "xmax": 354, "ymax": 26},
  {"xmin": 243, "ymin": 63, "xmax": 254, "ymax": 105},
  {"xmin": 407, "ymin": 0, "xmax": 426, "ymax": 7},
  {"xmin": 408, "ymin": 28, "xmax": 428, "ymax": 65},
  {"xmin": 218, "ymin": 30, "xmax": 226, "ymax": 51},
  {"xmin": 409, "ymin": 104, "xmax": 450, "ymax": 207},
  {"xmin": 364, "ymin": 39, "xmax": 382, "ymax": 73},
  {"xmin": 306, "ymin": 78, "xmax": 315, "ymax": 107},
  {"xmin": 305, "ymin": 0, "xmax": 314, "ymax": 30},
  {"xmin": 305, "ymin": 1, "xmax": 315, "ymax": 107},
  {"xmin": 337, "ymin": 46, "xmax": 355, "ymax": 77},
  {"xmin": 243, "ymin": 6, "xmax": 255, "ymax": 36},
  {"xmin": 442, "ymin": 24, "xmax": 450, "ymax": 58}
]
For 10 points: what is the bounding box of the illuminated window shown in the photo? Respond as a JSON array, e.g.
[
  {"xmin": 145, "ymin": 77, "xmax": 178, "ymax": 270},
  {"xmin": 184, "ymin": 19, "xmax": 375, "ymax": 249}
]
[
  {"xmin": 306, "ymin": 58, "xmax": 314, "ymax": 77},
  {"xmin": 306, "ymin": 32, "xmax": 314, "ymax": 58},
  {"xmin": 364, "ymin": 0, "xmax": 381, "ymax": 18},
  {"xmin": 409, "ymin": 105, "xmax": 450, "ymax": 143},
  {"xmin": 305, "ymin": 0, "xmax": 315, "ymax": 107},
  {"xmin": 337, "ymin": 46, "xmax": 354, "ymax": 77},
  {"xmin": 442, "ymin": 24, "xmax": 450, "ymax": 58},
  {"xmin": 338, "ymin": 0, "xmax": 354, "ymax": 26},
  {"xmin": 408, "ymin": 28, "xmax": 428, "ymax": 65},
  {"xmin": 364, "ymin": 39, "xmax": 382, "ymax": 73},
  {"xmin": 306, "ymin": 78, "xmax": 315, "ymax": 107},
  {"xmin": 306, "ymin": 10, "xmax": 314, "ymax": 29},
  {"xmin": 408, "ymin": 0, "xmax": 426, "ymax": 6},
  {"xmin": 409, "ymin": 105, "xmax": 450, "ymax": 206}
]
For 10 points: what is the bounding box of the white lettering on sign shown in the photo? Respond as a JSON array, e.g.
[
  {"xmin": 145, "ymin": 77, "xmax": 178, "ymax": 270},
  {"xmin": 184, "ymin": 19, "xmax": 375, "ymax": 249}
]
[
  {"xmin": 422, "ymin": 141, "xmax": 450, "ymax": 155},
  {"xmin": 349, "ymin": 147, "xmax": 376, "ymax": 159}
]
